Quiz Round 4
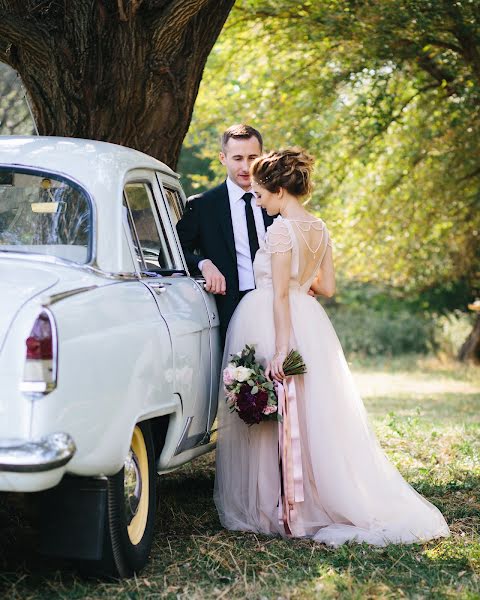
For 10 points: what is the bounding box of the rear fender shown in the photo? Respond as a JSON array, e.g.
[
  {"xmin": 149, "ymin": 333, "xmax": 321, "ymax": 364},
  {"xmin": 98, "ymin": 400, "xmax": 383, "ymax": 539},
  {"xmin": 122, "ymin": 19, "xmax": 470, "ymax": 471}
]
[{"xmin": 29, "ymin": 281, "xmax": 175, "ymax": 475}]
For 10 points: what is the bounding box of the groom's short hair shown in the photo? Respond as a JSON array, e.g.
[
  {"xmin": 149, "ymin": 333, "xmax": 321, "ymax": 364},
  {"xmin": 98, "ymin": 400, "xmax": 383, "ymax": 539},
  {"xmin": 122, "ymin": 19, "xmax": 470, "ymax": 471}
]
[{"xmin": 221, "ymin": 124, "xmax": 263, "ymax": 152}]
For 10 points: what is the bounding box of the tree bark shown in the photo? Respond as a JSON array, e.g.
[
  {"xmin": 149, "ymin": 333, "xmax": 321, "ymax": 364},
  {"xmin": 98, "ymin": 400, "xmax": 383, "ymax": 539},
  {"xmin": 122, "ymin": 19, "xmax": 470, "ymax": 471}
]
[
  {"xmin": 0, "ymin": 0, "xmax": 235, "ymax": 168},
  {"xmin": 458, "ymin": 314, "xmax": 480, "ymax": 364}
]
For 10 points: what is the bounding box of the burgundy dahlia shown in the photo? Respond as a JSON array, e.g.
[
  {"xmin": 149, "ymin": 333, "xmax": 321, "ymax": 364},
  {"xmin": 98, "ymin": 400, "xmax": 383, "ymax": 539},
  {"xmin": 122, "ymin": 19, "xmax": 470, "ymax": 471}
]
[{"xmin": 236, "ymin": 384, "xmax": 269, "ymax": 425}]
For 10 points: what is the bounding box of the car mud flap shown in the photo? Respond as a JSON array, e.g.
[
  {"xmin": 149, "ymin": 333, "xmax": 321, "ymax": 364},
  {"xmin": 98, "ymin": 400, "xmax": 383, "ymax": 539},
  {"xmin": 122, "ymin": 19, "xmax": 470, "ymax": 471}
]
[{"xmin": 38, "ymin": 476, "xmax": 107, "ymax": 561}]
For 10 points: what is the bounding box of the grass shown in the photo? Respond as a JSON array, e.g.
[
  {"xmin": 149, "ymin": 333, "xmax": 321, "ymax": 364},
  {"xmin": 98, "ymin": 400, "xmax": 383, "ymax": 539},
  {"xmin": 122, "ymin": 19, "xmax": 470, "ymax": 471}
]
[{"xmin": 0, "ymin": 355, "xmax": 479, "ymax": 599}]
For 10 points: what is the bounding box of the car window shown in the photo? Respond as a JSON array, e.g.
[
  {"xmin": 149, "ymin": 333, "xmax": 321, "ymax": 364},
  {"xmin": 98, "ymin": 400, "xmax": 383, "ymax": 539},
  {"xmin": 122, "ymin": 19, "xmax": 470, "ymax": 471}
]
[
  {"xmin": 0, "ymin": 169, "xmax": 91, "ymax": 263},
  {"xmin": 163, "ymin": 186, "xmax": 184, "ymax": 226},
  {"xmin": 123, "ymin": 182, "xmax": 174, "ymax": 271}
]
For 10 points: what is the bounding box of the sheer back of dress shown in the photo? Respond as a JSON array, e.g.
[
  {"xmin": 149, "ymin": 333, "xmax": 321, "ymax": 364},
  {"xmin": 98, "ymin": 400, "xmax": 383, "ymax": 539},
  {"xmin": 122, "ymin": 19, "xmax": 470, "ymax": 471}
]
[
  {"xmin": 258, "ymin": 216, "xmax": 331, "ymax": 292},
  {"xmin": 286, "ymin": 219, "xmax": 330, "ymax": 290}
]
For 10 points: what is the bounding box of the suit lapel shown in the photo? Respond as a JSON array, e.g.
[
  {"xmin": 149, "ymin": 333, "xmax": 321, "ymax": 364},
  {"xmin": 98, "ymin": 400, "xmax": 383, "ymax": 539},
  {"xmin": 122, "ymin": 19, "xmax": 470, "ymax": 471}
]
[{"xmin": 217, "ymin": 182, "xmax": 237, "ymax": 264}]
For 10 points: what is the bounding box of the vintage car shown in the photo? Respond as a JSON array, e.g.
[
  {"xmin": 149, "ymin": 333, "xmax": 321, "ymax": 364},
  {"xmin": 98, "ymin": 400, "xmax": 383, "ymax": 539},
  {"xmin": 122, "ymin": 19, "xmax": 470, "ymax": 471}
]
[{"xmin": 0, "ymin": 136, "xmax": 222, "ymax": 576}]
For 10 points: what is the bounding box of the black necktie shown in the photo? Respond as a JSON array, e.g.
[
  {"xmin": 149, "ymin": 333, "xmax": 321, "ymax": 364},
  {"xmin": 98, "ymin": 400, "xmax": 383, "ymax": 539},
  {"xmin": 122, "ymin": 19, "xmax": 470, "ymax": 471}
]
[{"xmin": 242, "ymin": 192, "xmax": 260, "ymax": 261}]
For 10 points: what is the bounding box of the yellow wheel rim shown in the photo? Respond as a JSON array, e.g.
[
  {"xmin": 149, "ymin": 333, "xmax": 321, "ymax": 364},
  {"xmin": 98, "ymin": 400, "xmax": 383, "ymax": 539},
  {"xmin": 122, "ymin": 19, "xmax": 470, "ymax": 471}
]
[{"xmin": 125, "ymin": 426, "xmax": 149, "ymax": 545}]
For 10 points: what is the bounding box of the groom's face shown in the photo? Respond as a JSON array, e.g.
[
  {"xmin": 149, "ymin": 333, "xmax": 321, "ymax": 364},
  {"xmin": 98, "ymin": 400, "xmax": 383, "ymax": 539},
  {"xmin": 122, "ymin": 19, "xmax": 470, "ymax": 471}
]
[{"xmin": 219, "ymin": 136, "xmax": 262, "ymax": 191}]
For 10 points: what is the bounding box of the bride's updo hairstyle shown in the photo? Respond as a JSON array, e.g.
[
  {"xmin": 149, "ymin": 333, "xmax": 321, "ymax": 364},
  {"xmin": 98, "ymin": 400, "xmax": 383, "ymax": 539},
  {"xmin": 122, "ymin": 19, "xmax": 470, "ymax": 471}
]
[{"xmin": 250, "ymin": 147, "xmax": 314, "ymax": 197}]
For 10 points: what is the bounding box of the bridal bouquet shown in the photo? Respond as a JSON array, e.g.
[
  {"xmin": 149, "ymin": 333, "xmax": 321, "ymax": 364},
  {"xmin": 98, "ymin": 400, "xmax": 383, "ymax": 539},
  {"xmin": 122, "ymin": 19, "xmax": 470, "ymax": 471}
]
[{"xmin": 223, "ymin": 344, "xmax": 307, "ymax": 425}]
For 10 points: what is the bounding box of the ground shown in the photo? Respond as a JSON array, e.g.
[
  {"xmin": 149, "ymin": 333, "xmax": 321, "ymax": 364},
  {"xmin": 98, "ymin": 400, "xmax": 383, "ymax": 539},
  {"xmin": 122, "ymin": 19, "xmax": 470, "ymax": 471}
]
[{"xmin": 0, "ymin": 356, "xmax": 479, "ymax": 599}]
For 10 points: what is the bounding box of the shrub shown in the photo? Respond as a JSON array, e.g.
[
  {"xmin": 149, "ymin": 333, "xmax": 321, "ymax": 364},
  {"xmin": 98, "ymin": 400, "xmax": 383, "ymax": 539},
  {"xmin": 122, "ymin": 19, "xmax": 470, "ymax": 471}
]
[
  {"xmin": 326, "ymin": 304, "xmax": 436, "ymax": 356},
  {"xmin": 433, "ymin": 311, "xmax": 475, "ymax": 359}
]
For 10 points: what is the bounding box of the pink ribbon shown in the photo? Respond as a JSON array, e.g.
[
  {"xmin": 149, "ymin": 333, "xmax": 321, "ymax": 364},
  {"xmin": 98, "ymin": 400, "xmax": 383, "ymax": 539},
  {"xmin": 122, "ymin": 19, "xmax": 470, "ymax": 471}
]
[{"xmin": 276, "ymin": 376, "xmax": 304, "ymax": 535}]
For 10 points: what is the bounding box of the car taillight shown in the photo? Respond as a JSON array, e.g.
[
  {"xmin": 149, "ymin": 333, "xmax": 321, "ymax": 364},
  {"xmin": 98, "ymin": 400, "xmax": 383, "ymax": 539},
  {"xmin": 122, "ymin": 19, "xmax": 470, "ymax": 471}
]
[
  {"xmin": 20, "ymin": 309, "xmax": 58, "ymax": 394},
  {"xmin": 26, "ymin": 313, "xmax": 54, "ymax": 360}
]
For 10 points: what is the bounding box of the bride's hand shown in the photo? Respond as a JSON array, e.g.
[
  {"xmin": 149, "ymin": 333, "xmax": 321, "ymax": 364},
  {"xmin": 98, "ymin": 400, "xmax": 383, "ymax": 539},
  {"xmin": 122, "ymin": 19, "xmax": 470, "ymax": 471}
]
[{"xmin": 265, "ymin": 351, "xmax": 287, "ymax": 382}]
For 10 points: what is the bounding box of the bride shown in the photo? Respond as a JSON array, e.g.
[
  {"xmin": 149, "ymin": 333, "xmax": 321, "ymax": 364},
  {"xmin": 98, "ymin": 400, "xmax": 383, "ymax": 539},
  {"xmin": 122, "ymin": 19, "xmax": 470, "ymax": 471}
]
[{"xmin": 213, "ymin": 148, "xmax": 450, "ymax": 546}]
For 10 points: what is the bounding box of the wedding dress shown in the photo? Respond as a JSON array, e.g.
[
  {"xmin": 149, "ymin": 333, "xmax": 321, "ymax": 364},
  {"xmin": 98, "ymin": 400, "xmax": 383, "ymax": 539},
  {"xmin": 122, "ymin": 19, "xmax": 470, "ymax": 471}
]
[{"xmin": 214, "ymin": 216, "xmax": 450, "ymax": 546}]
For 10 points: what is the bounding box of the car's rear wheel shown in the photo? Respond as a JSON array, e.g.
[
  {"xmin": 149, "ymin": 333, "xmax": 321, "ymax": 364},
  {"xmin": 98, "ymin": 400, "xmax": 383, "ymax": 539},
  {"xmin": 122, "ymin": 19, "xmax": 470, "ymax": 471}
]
[{"xmin": 100, "ymin": 421, "xmax": 157, "ymax": 578}]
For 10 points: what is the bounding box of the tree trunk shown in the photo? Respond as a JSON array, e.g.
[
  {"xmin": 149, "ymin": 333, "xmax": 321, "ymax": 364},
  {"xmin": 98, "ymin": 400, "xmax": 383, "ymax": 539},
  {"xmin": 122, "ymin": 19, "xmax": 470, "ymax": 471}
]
[
  {"xmin": 0, "ymin": 0, "xmax": 235, "ymax": 168},
  {"xmin": 458, "ymin": 314, "xmax": 480, "ymax": 364}
]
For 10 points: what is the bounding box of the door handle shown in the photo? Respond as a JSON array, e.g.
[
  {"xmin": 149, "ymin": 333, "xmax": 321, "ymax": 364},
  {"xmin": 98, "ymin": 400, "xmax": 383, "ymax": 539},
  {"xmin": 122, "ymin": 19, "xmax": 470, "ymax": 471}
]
[
  {"xmin": 149, "ymin": 282, "xmax": 167, "ymax": 293},
  {"xmin": 194, "ymin": 277, "xmax": 208, "ymax": 291}
]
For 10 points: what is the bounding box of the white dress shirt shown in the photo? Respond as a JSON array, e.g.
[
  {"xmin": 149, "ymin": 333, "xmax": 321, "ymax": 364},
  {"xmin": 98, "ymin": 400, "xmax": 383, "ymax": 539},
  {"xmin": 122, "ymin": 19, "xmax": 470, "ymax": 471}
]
[
  {"xmin": 198, "ymin": 178, "xmax": 266, "ymax": 290},
  {"xmin": 226, "ymin": 177, "xmax": 266, "ymax": 291}
]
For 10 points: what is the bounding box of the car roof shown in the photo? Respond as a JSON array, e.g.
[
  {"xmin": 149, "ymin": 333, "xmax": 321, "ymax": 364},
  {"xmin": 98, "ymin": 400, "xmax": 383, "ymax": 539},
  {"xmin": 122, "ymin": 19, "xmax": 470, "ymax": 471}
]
[{"xmin": 0, "ymin": 136, "xmax": 177, "ymax": 182}]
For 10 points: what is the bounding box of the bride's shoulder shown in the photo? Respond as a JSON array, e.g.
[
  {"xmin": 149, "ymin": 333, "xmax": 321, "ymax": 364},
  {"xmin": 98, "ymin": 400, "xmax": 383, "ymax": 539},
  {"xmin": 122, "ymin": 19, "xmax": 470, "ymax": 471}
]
[
  {"xmin": 264, "ymin": 216, "xmax": 293, "ymax": 254},
  {"xmin": 266, "ymin": 214, "xmax": 289, "ymax": 231}
]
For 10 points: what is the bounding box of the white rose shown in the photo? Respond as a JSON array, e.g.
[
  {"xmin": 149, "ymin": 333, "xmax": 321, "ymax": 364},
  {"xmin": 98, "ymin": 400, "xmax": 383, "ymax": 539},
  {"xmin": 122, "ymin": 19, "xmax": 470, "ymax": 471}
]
[{"xmin": 234, "ymin": 366, "xmax": 253, "ymax": 382}]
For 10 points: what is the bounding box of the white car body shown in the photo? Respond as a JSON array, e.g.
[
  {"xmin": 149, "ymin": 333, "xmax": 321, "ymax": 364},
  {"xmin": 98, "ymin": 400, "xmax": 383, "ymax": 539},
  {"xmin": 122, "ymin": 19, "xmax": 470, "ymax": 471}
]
[{"xmin": 0, "ymin": 136, "xmax": 221, "ymax": 495}]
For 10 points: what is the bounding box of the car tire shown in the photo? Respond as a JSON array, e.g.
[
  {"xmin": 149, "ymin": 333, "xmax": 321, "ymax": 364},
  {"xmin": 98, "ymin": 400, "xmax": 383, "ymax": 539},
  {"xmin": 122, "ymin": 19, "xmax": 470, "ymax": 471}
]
[{"xmin": 100, "ymin": 421, "xmax": 157, "ymax": 578}]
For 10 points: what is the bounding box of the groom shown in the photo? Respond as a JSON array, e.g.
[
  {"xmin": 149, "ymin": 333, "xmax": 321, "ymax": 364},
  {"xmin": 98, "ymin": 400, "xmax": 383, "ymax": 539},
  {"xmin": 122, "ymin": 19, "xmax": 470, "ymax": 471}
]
[{"xmin": 177, "ymin": 124, "xmax": 274, "ymax": 342}]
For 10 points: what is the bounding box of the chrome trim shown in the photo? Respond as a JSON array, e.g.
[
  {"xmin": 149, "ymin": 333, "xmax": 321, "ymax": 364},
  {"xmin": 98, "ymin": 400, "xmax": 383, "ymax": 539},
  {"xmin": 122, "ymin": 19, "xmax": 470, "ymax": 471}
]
[
  {"xmin": 175, "ymin": 432, "xmax": 206, "ymax": 455},
  {"xmin": 0, "ymin": 432, "xmax": 76, "ymax": 473},
  {"xmin": 174, "ymin": 417, "xmax": 212, "ymax": 455},
  {"xmin": 194, "ymin": 277, "xmax": 208, "ymax": 291},
  {"xmin": 148, "ymin": 281, "xmax": 167, "ymax": 294},
  {"xmin": 42, "ymin": 285, "xmax": 99, "ymax": 307},
  {"xmin": 83, "ymin": 267, "xmax": 139, "ymax": 280},
  {"xmin": 19, "ymin": 381, "xmax": 56, "ymax": 394},
  {"xmin": 174, "ymin": 417, "xmax": 193, "ymax": 455}
]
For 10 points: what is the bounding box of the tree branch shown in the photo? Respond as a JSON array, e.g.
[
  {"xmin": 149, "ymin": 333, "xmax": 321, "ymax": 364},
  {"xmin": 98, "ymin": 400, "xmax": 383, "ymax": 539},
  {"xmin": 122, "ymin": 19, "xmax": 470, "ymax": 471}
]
[
  {"xmin": 458, "ymin": 165, "xmax": 480, "ymax": 182},
  {"xmin": 0, "ymin": 14, "xmax": 50, "ymax": 69},
  {"xmin": 423, "ymin": 37, "xmax": 463, "ymax": 54},
  {"xmin": 416, "ymin": 52, "xmax": 459, "ymax": 95},
  {"xmin": 151, "ymin": 0, "xmax": 219, "ymax": 55}
]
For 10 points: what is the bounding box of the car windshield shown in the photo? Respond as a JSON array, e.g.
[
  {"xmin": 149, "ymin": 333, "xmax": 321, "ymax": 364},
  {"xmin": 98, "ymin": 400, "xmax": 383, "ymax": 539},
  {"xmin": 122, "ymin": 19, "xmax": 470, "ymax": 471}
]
[{"xmin": 0, "ymin": 169, "xmax": 91, "ymax": 264}]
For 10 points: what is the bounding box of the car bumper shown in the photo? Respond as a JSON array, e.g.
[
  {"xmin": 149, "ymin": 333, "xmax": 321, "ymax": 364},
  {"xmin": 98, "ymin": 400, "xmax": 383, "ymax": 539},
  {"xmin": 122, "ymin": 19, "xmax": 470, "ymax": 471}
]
[{"xmin": 0, "ymin": 432, "xmax": 76, "ymax": 492}]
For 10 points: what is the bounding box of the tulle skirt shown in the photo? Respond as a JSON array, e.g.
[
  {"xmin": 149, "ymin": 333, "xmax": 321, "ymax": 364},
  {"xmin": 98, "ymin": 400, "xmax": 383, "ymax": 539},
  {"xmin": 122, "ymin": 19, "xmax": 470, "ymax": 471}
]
[{"xmin": 214, "ymin": 287, "xmax": 450, "ymax": 546}]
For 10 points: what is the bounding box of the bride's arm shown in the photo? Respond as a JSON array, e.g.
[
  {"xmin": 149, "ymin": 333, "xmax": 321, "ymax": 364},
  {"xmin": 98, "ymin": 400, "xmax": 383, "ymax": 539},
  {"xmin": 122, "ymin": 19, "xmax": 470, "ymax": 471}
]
[
  {"xmin": 310, "ymin": 246, "xmax": 336, "ymax": 298},
  {"xmin": 265, "ymin": 250, "xmax": 292, "ymax": 382}
]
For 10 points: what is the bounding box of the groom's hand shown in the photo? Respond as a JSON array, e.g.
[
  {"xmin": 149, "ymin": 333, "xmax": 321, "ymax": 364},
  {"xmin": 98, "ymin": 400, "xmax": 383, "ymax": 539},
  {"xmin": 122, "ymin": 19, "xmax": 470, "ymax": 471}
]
[{"xmin": 201, "ymin": 260, "xmax": 227, "ymax": 295}]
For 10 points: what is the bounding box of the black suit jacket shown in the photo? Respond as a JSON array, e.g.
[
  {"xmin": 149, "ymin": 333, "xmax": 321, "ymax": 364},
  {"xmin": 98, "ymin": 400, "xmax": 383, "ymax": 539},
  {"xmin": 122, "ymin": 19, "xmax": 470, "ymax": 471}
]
[{"xmin": 176, "ymin": 182, "xmax": 274, "ymax": 340}]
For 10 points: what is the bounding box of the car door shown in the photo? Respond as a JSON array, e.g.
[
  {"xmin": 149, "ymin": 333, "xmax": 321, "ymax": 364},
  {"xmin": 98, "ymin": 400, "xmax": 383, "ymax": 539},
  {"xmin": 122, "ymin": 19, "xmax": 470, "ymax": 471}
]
[
  {"xmin": 122, "ymin": 171, "xmax": 215, "ymax": 457},
  {"xmin": 155, "ymin": 174, "xmax": 222, "ymax": 435}
]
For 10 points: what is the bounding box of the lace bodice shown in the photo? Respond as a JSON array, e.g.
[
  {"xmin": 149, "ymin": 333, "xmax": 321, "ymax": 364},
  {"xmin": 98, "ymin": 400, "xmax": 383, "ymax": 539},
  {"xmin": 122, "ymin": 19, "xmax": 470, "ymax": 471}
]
[{"xmin": 254, "ymin": 216, "xmax": 331, "ymax": 292}]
